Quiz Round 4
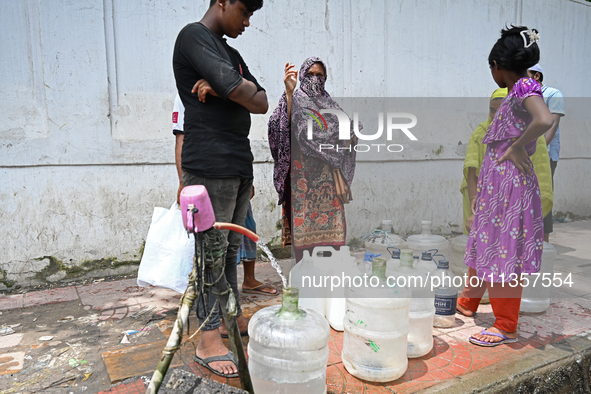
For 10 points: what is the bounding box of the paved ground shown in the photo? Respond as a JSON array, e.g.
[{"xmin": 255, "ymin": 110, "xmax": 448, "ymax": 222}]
[{"xmin": 1, "ymin": 220, "xmax": 590, "ymax": 393}]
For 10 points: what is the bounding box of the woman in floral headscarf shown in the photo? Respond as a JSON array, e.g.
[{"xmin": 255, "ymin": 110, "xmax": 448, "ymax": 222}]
[{"xmin": 268, "ymin": 57, "xmax": 357, "ymax": 261}]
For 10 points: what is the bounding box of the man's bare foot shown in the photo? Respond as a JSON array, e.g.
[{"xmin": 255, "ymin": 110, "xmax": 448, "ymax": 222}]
[
  {"xmin": 471, "ymin": 326, "xmax": 517, "ymax": 343},
  {"xmin": 456, "ymin": 303, "xmax": 476, "ymax": 317},
  {"xmin": 219, "ymin": 314, "xmax": 249, "ymax": 336},
  {"xmin": 241, "ymin": 260, "xmax": 277, "ymax": 295},
  {"xmin": 195, "ymin": 329, "xmax": 237, "ymax": 375}
]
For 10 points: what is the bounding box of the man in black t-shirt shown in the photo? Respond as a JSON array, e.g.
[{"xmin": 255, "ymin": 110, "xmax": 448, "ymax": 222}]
[{"xmin": 172, "ymin": 0, "xmax": 267, "ymax": 378}]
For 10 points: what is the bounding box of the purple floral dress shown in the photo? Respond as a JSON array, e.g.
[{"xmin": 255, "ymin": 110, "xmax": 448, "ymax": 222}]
[{"xmin": 465, "ymin": 78, "xmax": 544, "ymax": 282}]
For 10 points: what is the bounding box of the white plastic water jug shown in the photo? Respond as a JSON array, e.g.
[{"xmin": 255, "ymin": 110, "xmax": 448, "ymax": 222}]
[
  {"xmin": 311, "ymin": 246, "xmax": 339, "ymax": 270},
  {"xmin": 415, "ymin": 250, "xmax": 438, "ymax": 274},
  {"xmin": 248, "ymin": 287, "xmax": 331, "ymax": 393},
  {"xmin": 324, "ymin": 246, "xmax": 362, "ymax": 331},
  {"xmin": 388, "ymin": 249, "xmax": 434, "ymax": 358},
  {"xmin": 407, "ymin": 221, "xmax": 451, "ymax": 261},
  {"xmin": 310, "ymin": 246, "xmax": 339, "ymax": 320},
  {"xmin": 289, "ymin": 251, "xmax": 326, "ymax": 316},
  {"xmin": 520, "ymin": 242, "xmax": 556, "ymax": 313},
  {"xmin": 342, "ymin": 258, "xmax": 411, "ymax": 382},
  {"xmin": 386, "ymin": 247, "xmax": 401, "ymax": 271}
]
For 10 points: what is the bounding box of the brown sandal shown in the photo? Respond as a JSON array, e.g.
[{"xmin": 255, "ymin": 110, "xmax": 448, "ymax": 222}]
[{"xmin": 242, "ymin": 283, "xmax": 277, "ymax": 296}]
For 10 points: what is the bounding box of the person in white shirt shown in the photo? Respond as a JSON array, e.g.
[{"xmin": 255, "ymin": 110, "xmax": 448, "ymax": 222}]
[{"xmin": 527, "ymin": 64, "xmax": 566, "ymax": 242}]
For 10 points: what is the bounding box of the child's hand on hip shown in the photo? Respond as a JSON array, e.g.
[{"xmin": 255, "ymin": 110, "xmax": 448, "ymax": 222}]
[
  {"xmin": 497, "ymin": 145, "xmax": 531, "ymax": 176},
  {"xmin": 466, "ymin": 214, "xmax": 475, "ymax": 231}
]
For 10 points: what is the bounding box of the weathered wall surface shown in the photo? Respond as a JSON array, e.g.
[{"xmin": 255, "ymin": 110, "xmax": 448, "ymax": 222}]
[{"xmin": 1, "ymin": 0, "xmax": 590, "ymax": 285}]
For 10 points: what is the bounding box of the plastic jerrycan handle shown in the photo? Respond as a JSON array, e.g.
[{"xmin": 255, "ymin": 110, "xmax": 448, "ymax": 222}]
[
  {"xmin": 312, "ymin": 246, "xmax": 336, "ymax": 255},
  {"xmin": 311, "ymin": 246, "xmax": 337, "ymax": 271}
]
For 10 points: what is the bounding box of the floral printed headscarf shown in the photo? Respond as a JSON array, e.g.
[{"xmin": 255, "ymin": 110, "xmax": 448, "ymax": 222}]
[{"xmin": 268, "ymin": 57, "xmax": 358, "ymax": 204}]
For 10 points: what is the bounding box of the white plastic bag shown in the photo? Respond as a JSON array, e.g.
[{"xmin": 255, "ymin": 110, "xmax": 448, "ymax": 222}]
[{"xmin": 137, "ymin": 202, "xmax": 194, "ymax": 293}]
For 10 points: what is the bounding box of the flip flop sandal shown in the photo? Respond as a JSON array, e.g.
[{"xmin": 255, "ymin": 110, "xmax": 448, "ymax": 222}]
[
  {"xmin": 193, "ymin": 351, "xmax": 239, "ymax": 378},
  {"xmin": 242, "ymin": 283, "xmax": 278, "ymax": 296},
  {"xmin": 469, "ymin": 329, "xmax": 518, "ymax": 347},
  {"xmin": 220, "ymin": 329, "xmax": 248, "ymax": 339},
  {"xmin": 456, "ymin": 308, "xmax": 478, "ymax": 318}
]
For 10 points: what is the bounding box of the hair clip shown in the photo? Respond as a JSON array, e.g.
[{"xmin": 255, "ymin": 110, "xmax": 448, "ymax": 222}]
[{"xmin": 520, "ymin": 29, "xmax": 540, "ymax": 48}]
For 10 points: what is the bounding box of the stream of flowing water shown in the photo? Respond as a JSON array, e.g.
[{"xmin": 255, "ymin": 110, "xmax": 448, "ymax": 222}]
[{"xmin": 257, "ymin": 241, "xmax": 288, "ymax": 289}]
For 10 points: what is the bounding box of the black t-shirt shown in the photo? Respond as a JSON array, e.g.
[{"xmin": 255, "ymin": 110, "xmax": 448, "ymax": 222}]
[{"xmin": 173, "ymin": 22, "xmax": 264, "ymax": 178}]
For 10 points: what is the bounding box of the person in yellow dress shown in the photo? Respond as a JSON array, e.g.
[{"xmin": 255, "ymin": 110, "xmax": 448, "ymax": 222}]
[{"xmin": 461, "ymin": 88, "xmax": 553, "ymax": 234}]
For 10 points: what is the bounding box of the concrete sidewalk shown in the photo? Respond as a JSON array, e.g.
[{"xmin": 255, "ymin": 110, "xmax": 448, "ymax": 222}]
[{"xmin": 1, "ymin": 220, "xmax": 590, "ymax": 393}]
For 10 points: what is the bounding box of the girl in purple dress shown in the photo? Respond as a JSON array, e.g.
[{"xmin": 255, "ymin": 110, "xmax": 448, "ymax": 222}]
[{"xmin": 457, "ymin": 26, "xmax": 554, "ymax": 347}]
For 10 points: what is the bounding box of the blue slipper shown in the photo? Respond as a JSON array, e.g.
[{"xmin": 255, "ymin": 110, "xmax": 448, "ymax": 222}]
[{"xmin": 469, "ymin": 329, "xmax": 518, "ymax": 347}]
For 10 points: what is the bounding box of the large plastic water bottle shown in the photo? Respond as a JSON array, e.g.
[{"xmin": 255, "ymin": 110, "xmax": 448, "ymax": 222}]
[
  {"xmin": 520, "ymin": 242, "xmax": 557, "ymax": 313},
  {"xmin": 407, "ymin": 221, "xmax": 451, "ymax": 261},
  {"xmin": 386, "ymin": 247, "xmax": 401, "ymax": 271},
  {"xmin": 342, "ymin": 258, "xmax": 411, "ymax": 382},
  {"xmin": 432, "ymin": 256, "xmax": 457, "ymax": 328},
  {"xmin": 364, "ymin": 227, "xmax": 408, "ymax": 258},
  {"xmin": 381, "ymin": 219, "xmax": 393, "ymax": 232},
  {"xmin": 325, "ymin": 246, "xmax": 362, "ymax": 331},
  {"xmin": 289, "ymin": 251, "xmax": 325, "ymax": 316},
  {"xmin": 389, "ymin": 249, "xmax": 434, "ymax": 358},
  {"xmin": 248, "ymin": 287, "xmax": 330, "ymax": 393}
]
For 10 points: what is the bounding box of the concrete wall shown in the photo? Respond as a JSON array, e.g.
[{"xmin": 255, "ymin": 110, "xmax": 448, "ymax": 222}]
[{"xmin": 1, "ymin": 0, "xmax": 590, "ymax": 284}]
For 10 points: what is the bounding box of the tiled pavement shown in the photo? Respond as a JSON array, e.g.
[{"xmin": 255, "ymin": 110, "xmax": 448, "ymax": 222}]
[
  {"xmin": 0, "ymin": 280, "xmax": 181, "ymax": 316},
  {"xmin": 88, "ymin": 296, "xmax": 591, "ymax": 394},
  {"xmin": 2, "ymin": 220, "xmax": 591, "ymax": 393}
]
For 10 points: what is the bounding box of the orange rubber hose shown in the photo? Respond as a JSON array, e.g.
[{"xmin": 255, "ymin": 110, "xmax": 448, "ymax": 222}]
[{"xmin": 213, "ymin": 222, "xmax": 260, "ymax": 243}]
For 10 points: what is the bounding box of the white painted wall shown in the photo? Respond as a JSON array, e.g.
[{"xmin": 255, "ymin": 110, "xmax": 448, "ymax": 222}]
[{"xmin": 1, "ymin": 0, "xmax": 590, "ymax": 277}]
